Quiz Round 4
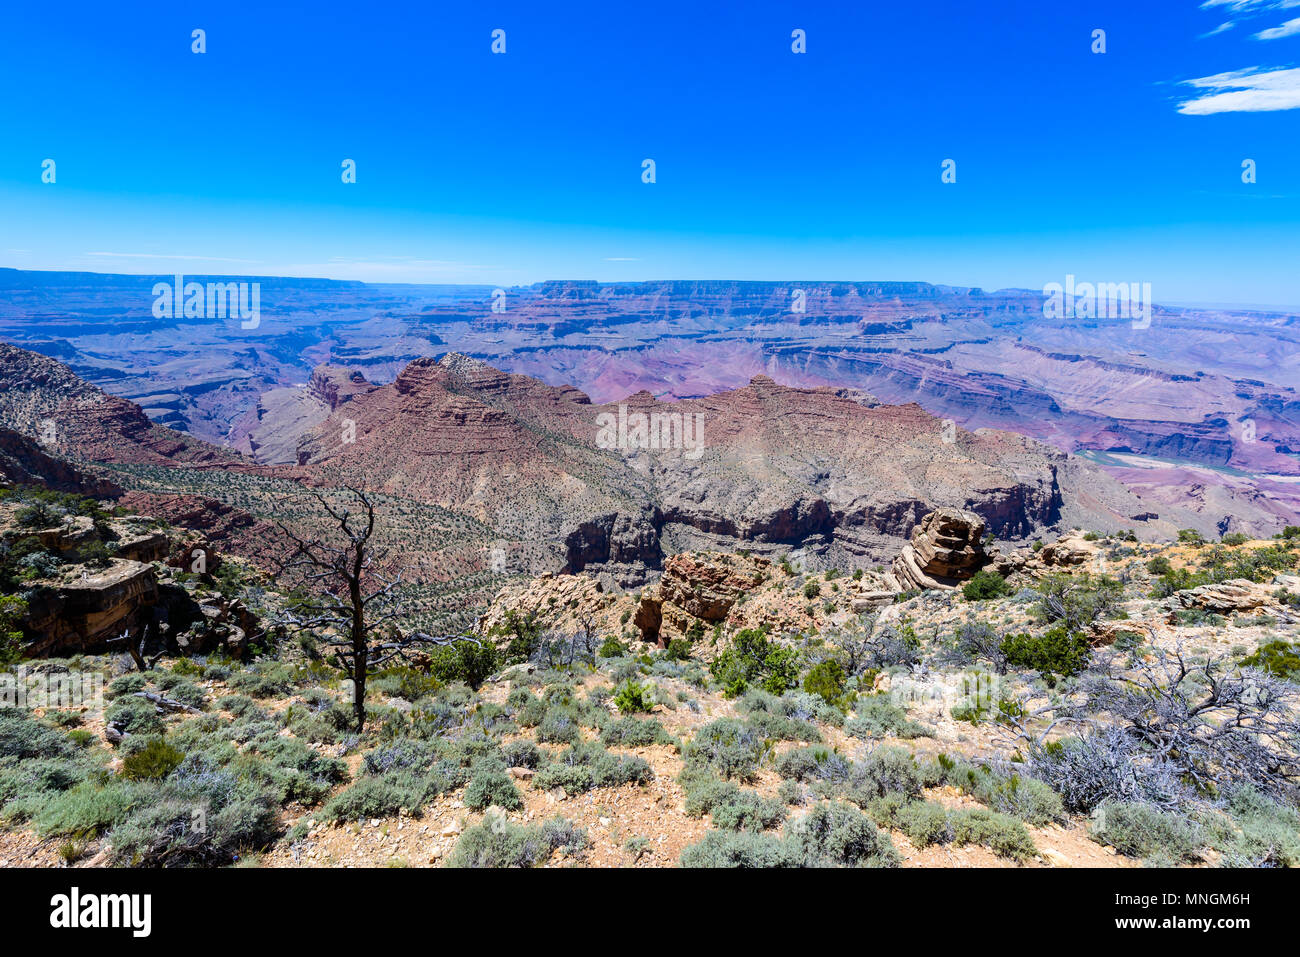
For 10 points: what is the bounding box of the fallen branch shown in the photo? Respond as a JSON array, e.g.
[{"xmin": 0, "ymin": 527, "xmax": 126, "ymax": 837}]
[{"xmin": 132, "ymin": 690, "xmax": 202, "ymax": 714}]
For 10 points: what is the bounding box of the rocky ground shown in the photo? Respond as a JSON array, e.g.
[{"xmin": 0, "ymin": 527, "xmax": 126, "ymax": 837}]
[{"xmin": 0, "ymin": 509, "xmax": 1296, "ymax": 869}]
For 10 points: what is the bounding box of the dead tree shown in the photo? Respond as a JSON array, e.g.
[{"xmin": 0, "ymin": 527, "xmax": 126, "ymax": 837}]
[
  {"xmin": 275, "ymin": 486, "xmax": 480, "ymax": 731},
  {"xmin": 108, "ymin": 625, "xmax": 165, "ymax": 673}
]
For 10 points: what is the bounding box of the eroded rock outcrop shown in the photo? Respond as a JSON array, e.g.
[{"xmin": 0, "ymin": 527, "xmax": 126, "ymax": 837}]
[
  {"xmin": 476, "ymin": 572, "xmax": 635, "ymax": 642},
  {"xmin": 886, "ymin": 508, "xmax": 991, "ymax": 590},
  {"xmin": 633, "ymin": 551, "xmax": 772, "ymax": 646},
  {"xmin": 21, "ymin": 560, "xmax": 160, "ymax": 655}
]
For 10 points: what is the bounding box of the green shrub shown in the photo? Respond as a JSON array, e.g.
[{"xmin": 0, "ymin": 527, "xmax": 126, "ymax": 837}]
[
  {"xmin": 664, "ymin": 638, "xmax": 692, "ymax": 661},
  {"xmin": 743, "ymin": 709, "xmax": 823, "ymax": 743},
  {"xmin": 120, "ymin": 738, "xmax": 185, "ymax": 781},
  {"xmin": 598, "ymin": 636, "xmax": 628, "ymax": 658},
  {"xmin": 680, "ymin": 829, "xmax": 790, "ymax": 868},
  {"xmin": 1208, "ymin": 787, "xmax": 1300, "ymax": 867},
  {"xmin": 491, "ymin": 611, "xmax": 543, "ymax": 664},
  {"xmin": 868, "ymin": 795, "xmax": 954, "ymax": 848},
  {"xmin": 1001, "ymin": 626, "xmax": 1091, "ymax": 682},
  {"xmin": 450, "ymin": 813, "xmax": 589, "ymax": 868},
  {"xmin": 896, "ymin": 800, "xmax": 950, "ymax": 847},
  {"xmin": 783, "ymin": 801, "xmax": 900, "ymax": 867},
  {"xmin": 802, "ymin": 660, "xmax": 850, "ymax": 708},
  {"xmin": 511, "ymin": 693, "xmax": 547, "ymax": 728},
  {"xmin": 107, "ymin": 674, "xmax": 148, "ymax": 698},
  {"xmin": 1239, "ymin": 640, "xmax": 1300, "ymax": 680},
  {"xmin": 532, "ymin": 743, "xmax": 653, "ymax": 795},
  {"xmin": 1089, "ymin": 801, "xmax": 1201, "ymax": 864},
  {"xmin": 322, "ymin": 759, "xmax": 465, "ymax": 822},
  {"xmin": 535, "ymin": 707, "xmax": 584, "ymax": 745},
  {"xmin": 962, "ymin": 569, "xmax": 1012, "ymax": 601},
  {"xmin": 1146, "ymin": 555, "xmax": 1173, "ymax": 576},
  {"xmin": 15, "ymin": 501, "xmax": 61, "ymax": 528},
  {"xmin": 0, "ymin": 595, "xmax": 28, "ymax": 665},
  {"xmin": 1033, "ymin": 573, "xmax": 1124, "ymax": 631},
  {"xmin": 709, "ymin": 628, "xmax": 799, "ymax": 698},
  {"xmin": 228, "ymin": 664, "xmax": 295, "ymax": 699},
  {"xmin": 679, "ymin": 769, "xmax": 739, "ymax": 818},
  {"xmin": 104, "ymin": 697, "xmax": 165, "ymax": 736},
  {"xmin": 613, "ymin": 680, "xmax": 654, "ymax": 714},
  {"xmin": 601, "ymin": 717, "xmax": 672, "ymax": 748},
  {"xmin": 774, "ymin": 746, "xmax": 840, "ymax": 783},
  {"xmin": 33, "ymin": 779, "xmax": 138, "ymax": 838},
  {"xmin": 708, "ymin": 788, "xmax": 787, "ymax": 832},
  {"xmin": 502, "ymin": 740, "xmax": 541, "ymax": 769},
  {"xmin": 426, "ymin": 640, "xmax": 499, "ymax": 690},
  {"xmin": 157, "ymin": 679, "xmax": 206, "ymax": 711},
  {"xmin": 0, "ymin": 709, "xmax": 73, "ymax": 759},
  {"xmin": 849, "ymin": 747, "xmax": 923, "ymax": 802},
  {"xmin": 683, "ymin": 718, "xmax": 766, "ymax": 782},
  {"xmin": 949, "ymin": 808, "xmax": 1037, "ymax": 861},
  {"xmin": 107, "ymin": 772, "xmax": 280, "ymax": 867},
  {"xmin": 1150, "ymin": 565, "xmax": 1211, "ymax": 598},
  {"xmin": 463, "ymin": 766, "xmax": 523, "ymax": 812},
  {"xmin": 846, "ymin": 696, "xmax": 931, "ymax": 740},
  {"xmin": 929, "ymin": 758, "xmax": 1063, "ymax": 826}
]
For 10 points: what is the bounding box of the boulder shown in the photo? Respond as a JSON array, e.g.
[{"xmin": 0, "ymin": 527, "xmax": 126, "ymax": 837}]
[
  {"xmin": 1164, "ymin": 579, "xmax": 1274, "ymax": 615},
  {"xmin": 1037, "ymin": 533, "xmax": 1100, "ymax": 568}
]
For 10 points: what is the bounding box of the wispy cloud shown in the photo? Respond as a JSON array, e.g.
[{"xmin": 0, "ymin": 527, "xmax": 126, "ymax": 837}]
[
  {"xmin": 1200, "ymin": 0, "xmax": 1300, "ymax": 14},
  {"xmin": 1177, "ymin": 65, "xmax": 1300, "ymax": 113},
  {"xmin": 1199, "ymin": 20, "xmax": 1235, "ymax": 36},
  {"xmin": 1256, "ymin": 15, "xmax": 1300, "ymax": 36}
]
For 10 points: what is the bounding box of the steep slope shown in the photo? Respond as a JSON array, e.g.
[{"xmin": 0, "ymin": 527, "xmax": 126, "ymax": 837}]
[
  {"xmin": 0, "ymin": 343, "xmax": 239, "ymax": 467},
  {"xmin": 249, "ymin": 365, "xmax": 377, "ymax": 465},
  {"xmin": 0, "ymin": 425, "xmax": 122, "ymax": 496}
]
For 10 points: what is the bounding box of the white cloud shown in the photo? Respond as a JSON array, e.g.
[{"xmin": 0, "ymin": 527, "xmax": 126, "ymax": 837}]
[
  {"xmin": 1200, "ymin": 0, "xmax": 1300, "ymax": 12},
  {"xmin": 1200, "ymin": 21, "xmax": 1235, "ymax": 36},
  {"xmin": 1177, "ymin": 65, "xmax": 1300, "ymax": 113},
  {"xmin": 1256, "ymin": 15, "xmax": 1300, "ymax": 36}
]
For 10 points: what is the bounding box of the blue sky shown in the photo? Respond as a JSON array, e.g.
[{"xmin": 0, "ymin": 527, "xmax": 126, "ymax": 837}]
[{"xmin": 2, "ymin": 0, "xmax": 1299, "ymax": 304}]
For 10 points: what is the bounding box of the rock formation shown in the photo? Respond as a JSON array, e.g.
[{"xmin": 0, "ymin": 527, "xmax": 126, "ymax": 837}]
[
  {"xmin": 633, "ymin": 551, "xmax": 773, "ymax": 646},
  {"xmin": 886, "ymin": 508, "xmax": 992, "ymax": 590},
  {"xmin": 476, "ymin": 572, "xmax": 634, "ymax": 642},
  {"xmin": 291, "ymin": 352, "xmax": 1169, "ymax": 583},
  {"xmin": 0, "ymin": 425, "xmax": 122, "ymax": 497},
  {"xmin": 21, "ymin": 560, "xmax": 160, "ymax": 655},
  {"xmin": 0, "ymin": 343, "xmax": 238, "ymax": 467}
]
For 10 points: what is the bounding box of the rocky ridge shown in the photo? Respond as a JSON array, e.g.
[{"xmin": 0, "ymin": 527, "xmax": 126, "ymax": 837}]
[{"xmin": 297, "ymin": 353, "xmax": 1188, "ymax": 584}]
